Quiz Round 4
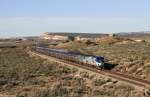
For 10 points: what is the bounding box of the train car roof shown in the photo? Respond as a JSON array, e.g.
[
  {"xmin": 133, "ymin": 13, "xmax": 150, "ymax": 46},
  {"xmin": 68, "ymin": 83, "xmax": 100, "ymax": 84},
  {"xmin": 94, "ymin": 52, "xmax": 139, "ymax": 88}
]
[{"xmin": 36, "ymin": 46, "xmax": 104, "ymax": 58}]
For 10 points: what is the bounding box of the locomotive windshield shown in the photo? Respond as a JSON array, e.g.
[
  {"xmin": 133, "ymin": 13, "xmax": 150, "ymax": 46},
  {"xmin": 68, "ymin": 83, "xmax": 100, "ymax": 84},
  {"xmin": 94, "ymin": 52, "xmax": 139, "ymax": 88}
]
[{"xmin": 96, "ymin": 57, "xmax": 104, "ymax": 63}]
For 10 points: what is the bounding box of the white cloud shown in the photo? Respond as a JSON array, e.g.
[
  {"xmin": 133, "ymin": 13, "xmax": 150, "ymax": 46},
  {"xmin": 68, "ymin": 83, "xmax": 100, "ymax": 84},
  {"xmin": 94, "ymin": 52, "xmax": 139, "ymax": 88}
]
[{"xmin": 0, "ymin": 17, "xmax": 150, "ymax": 38}]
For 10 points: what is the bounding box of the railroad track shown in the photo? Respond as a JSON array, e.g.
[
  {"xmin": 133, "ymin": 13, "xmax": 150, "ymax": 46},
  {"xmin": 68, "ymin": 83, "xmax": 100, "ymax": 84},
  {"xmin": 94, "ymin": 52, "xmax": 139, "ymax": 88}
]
[
  {"xmin": 60, "ymin": 58, "xmax": 150, "ymax": 87},
  {"xmin": 30, "ymin": 50, "xmax": 150, "ymax": 88}
]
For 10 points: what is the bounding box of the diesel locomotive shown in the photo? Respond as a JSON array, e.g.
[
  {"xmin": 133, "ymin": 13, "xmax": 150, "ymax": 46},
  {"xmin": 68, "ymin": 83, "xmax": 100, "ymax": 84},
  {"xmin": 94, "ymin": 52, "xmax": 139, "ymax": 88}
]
[{"xmin": 35, "ymin": 46, "xmax": 105, "ymax": 68}]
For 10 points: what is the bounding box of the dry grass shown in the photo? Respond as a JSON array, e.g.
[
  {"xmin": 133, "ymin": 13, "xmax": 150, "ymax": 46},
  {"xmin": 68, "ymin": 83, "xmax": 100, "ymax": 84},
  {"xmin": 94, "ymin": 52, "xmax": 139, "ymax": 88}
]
[
  {"xmin": 0, "ymin": 46, "xmax": 149, "ymax": 97},
  {"xmin": 50, "ymin": 38, "xmax": 150, "ymax": 80}
]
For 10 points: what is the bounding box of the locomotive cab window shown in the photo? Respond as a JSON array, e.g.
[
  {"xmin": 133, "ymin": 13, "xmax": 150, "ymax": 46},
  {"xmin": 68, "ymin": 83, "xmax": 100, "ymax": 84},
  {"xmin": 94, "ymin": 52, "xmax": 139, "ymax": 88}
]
[{"xmin": 96, "ymin": 57, "xmax": 104, "ymax": 63}]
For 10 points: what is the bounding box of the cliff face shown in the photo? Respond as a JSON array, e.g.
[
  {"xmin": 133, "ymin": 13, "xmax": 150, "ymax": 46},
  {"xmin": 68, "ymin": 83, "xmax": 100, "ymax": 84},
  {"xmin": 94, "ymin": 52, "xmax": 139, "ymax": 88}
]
[
  {"xmin": 117, "ymin": 32, "xmax": 150, "ymax": 41},
  {"xmin": 41, "ymin": 32, "xmax": 70, "ymax": 41}
]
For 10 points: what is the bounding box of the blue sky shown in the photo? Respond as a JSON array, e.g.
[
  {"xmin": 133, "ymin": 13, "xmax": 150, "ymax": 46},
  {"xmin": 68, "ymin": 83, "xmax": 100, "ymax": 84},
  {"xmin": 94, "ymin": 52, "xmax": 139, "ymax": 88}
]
[{"xmin": 0, "ymin": 0, "xmax": 150, "ymax": 37}]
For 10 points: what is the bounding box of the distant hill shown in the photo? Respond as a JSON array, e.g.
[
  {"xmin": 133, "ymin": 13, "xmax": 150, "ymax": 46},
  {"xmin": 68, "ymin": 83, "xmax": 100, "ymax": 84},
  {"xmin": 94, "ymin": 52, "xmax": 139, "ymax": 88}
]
[
  {"xmin": 117, "ymin": 31, "xmax": 150, "ymax": 41},
  {"xmin": 45, "ymin": 32, "xmax": 109, "ymax": 38}
]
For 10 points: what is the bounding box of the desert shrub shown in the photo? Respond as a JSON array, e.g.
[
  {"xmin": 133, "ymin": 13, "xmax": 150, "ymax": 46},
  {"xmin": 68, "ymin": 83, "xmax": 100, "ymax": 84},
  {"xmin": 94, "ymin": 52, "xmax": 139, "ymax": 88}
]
[
  {"xmin": 57, "ymin": 66, "xmax": 72, "ymax": 74},
  {"xmin": 114, "ymin": 84, "xmax": 134, "ymax": 91},
  {"xmin": 60, "ymin": 80, "xmax": 72, "ymax": 86},
  {"xmin": 73, "ymin": 77, "xmax": 85, "ymax": 86},
  {"xmin": 25, "ymin": 78, "xmax": 46, "ymax": 86},
  {"xmin": 94, "ymin": 78, "xmax": 107, "ymax": 86},
  {"xmin": 106, "ymin": 78, "xmax": 112, "ymax": 82},
  {"xmin": 0, "ymin": 79, "xmax": 8, "ymax": 86},
  {"xmin": 61, "ymin": 66, "xmax": 72, "ymax": 74},
  {"xmin": 26, "ymin": 88, "xmax": 51, "ymax": 97},
  {"xmin": 88, "ymin": 74, "xmax": 96, "ymax": 80},
  {"xmin": 93, "ymin": 89, "xmax": 111, "ymax": 96},
  {"xmin": 54, "ymin": 87, "xmax": 69, "ymax": 96},
  {"xmin": 80, "ymin": 71, "xmax": 90, "ymax": 78},
  {"xmin": 72, "ymin": 67, "xmax": 78, "ymax": 73}
]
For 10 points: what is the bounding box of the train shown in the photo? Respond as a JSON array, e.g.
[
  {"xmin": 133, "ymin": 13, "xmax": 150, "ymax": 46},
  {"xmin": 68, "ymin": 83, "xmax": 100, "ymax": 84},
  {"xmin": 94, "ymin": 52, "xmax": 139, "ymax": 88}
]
[{"xmin": 34, "ymin": 46, "xmax": 105, "ymax": 68}]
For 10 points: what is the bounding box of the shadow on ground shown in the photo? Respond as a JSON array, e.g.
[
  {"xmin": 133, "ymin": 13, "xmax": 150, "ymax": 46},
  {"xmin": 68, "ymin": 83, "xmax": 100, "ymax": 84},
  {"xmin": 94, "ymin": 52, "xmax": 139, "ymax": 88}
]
[{"xmin": 104, "ymin": 63, "xmax": 118, "ymax": 70}]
